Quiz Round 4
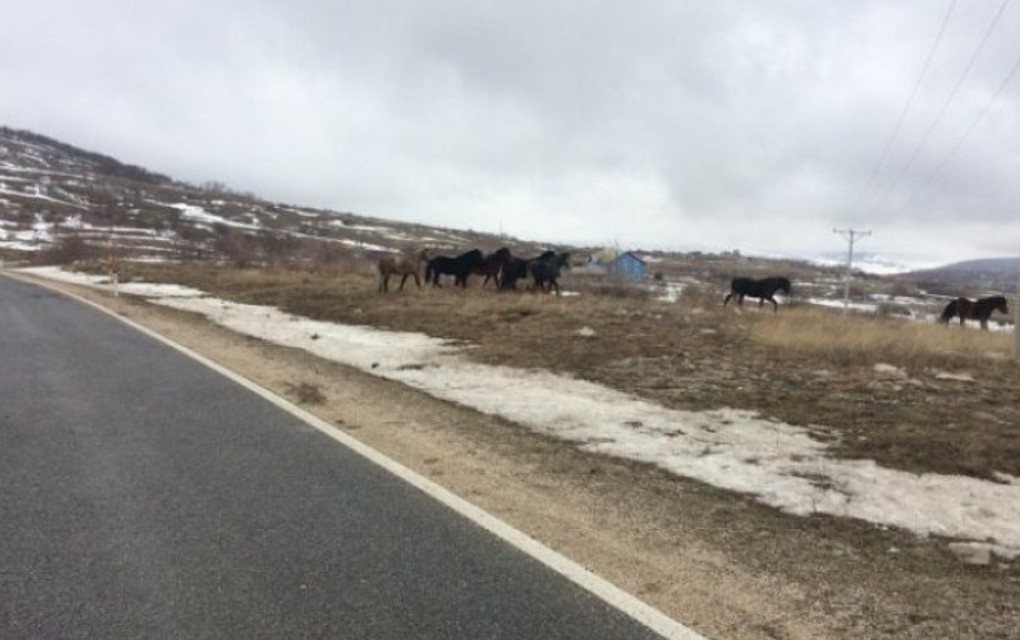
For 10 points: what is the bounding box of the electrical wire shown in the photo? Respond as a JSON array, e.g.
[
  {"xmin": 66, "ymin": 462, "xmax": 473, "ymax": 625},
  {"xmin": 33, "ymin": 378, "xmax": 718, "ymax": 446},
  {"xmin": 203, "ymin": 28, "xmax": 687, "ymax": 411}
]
[
  {"xmin": 865, "ymin": 0, "xmax": 1013, "ymax": 215},
  {"xmin": 848, "ymin": 0, "xmax": 958, "ymax": 215},
  {"xmin": 896, "ymin": 49, "xmax": 1020, "ymax": 214}
]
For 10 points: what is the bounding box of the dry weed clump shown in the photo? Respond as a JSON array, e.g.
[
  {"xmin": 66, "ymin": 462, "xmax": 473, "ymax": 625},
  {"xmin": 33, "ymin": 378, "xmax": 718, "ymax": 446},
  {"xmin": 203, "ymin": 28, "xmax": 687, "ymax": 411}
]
[
  {"xmin": 569, "ymin": 276, "xmax": 656, "ymax": 300},
  {"xmin": 284, "ymin": 381, "xmax": 326, "ymax": 405},
  {"xmin": 749, "ymin": 306, "xmax": 1011, "ymax": 368}
]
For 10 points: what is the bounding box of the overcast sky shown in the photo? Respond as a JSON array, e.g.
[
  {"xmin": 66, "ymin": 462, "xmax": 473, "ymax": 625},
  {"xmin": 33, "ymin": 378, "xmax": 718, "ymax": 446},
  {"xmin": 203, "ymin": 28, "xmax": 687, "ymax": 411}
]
[{"xmin": 3, "ymin": 1, "xmax": 1020, "ymax": 265}]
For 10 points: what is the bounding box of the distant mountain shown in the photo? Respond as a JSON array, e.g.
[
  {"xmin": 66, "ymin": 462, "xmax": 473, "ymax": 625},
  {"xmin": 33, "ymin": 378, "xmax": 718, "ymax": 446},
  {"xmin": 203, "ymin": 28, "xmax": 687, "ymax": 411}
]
[{"xmin": 902, "ymin": 258, "xmax": 1019, "ymax": 296}]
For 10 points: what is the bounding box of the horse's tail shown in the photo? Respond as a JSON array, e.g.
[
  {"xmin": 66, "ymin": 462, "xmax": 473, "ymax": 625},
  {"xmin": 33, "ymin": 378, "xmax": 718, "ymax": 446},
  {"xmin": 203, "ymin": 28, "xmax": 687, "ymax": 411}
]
[{"xmin": 938, "ymin": 299, "xmax": 958, "ymax": 324}]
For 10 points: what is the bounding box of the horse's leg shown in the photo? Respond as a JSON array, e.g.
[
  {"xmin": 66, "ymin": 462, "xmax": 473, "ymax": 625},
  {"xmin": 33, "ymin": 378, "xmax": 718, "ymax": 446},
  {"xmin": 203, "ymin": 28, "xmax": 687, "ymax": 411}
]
[
  {"xmin": 723, "ymin": 293, "xmax": 732, "ymax": 306},
  {"xmin": 379, "ymin": 274, "xmax": 388, "ymax": 293},
  {"xmin": 413, "ymin": 272, "xmax": 421, "ymax": 288},
  {"xmin": 768, "ymin": 296, "xmax": 778, "ymax": 312},
  {"xmin": 980, "ymin": 317, "xmax": 989, "ymax": 330},
  {"xmin": 551, "ymin": 278, "xmax": 560, "ymax": 296},
  {"xmin": 399, "ymin": 273, "xmax": 410, "ymax": 290}
]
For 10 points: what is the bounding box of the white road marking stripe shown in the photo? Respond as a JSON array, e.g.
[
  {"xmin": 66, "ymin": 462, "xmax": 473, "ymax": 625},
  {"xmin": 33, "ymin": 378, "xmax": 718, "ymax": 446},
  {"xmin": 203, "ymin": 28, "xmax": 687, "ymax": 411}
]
[{"xmin": 6, "ymin": 272, "xmax": 708, "ymax": 640}]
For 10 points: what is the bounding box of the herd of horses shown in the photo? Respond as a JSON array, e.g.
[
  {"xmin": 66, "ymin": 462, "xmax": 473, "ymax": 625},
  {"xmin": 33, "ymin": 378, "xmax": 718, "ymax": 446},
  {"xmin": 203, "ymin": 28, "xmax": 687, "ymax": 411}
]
[
  {"xmin": 379, "ymin": 251, "xmax": 1011, "ymax": 330},
  {"xmin": 377, "ymin": 247, "xmax": 572, "ymax": 295}
]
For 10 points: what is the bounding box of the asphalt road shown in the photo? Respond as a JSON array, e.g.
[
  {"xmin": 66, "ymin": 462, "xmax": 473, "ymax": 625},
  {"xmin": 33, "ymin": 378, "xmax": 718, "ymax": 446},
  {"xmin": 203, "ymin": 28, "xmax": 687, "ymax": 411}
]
[{"xmin": 0, "ymin": 275, "xmax": 669, "ymax": 639}]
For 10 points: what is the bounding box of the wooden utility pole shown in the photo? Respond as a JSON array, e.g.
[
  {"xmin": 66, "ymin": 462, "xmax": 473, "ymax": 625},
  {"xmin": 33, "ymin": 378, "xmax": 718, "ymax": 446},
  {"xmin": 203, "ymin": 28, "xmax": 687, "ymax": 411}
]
[
  {"xmin": 1014, "ymin": 250, "xmax": 1019, "ymax": 359},
  {"xmin": 833, "ymin": 228, "xmax": 871, "ymax": 313}
]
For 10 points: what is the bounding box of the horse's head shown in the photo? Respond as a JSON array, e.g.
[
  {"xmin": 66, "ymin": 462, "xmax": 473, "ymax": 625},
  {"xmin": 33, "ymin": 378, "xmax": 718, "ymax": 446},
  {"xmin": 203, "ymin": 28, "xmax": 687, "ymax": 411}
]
[
  {"xmin": 995, "ymin": 295, "xmax": 1009, "ymax": 315},
  {"xmin": 779, "ymin": 277, "xmax": 792, "ymax": 295},
  {"xmin": 556, "ymin": 252, "xmax": 572, "ymax": 269}
]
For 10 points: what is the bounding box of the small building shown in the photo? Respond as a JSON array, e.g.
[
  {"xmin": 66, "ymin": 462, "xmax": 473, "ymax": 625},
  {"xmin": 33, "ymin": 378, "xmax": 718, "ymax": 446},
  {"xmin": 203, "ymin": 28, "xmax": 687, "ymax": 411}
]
[{"xmin": 606, "ymin": 251, "xmax": 647, "ymax": 281}]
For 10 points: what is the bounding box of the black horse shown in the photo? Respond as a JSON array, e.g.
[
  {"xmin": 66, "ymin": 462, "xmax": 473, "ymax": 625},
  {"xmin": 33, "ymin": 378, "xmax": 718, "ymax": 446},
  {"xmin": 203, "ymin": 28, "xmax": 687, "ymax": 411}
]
[
  {"xmin": 425, "ymin": 249, "xmax": 484, "ymax": 287},
  {"xmin": 528, "ymin": 251, "xmax": 571, "ymax": 295},
  {"xmin": 470, "ymin": 247, "xmax": 512, "ymax": 288},
  {"xmin": 938, "ymin": 295, "xmax": 1009, "ymax": 330},
  {"xmin": 499, "ymin": 250, "xmax": 556, "ymax": 291},
  {"xmin": 723, "ymin": 276, "xmax": 792, "ymax": 312}
]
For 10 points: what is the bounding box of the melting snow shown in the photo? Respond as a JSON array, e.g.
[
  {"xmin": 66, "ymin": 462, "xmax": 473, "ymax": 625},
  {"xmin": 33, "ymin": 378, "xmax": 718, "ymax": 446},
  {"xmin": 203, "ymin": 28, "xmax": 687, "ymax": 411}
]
[
  {"xmin": 22, "ymin": 266, "xmax": 1020, "ymax": 560},
  {"xmin": 160, "ymin": 202, "xmax": 261, "ymax": 231}
]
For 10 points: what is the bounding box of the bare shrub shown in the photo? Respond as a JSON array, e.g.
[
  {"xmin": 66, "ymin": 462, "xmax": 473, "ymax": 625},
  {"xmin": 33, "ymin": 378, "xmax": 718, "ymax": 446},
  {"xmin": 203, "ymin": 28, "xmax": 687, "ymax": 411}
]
[
  {"xmin": 570, "ymin": 276, "xmax": 654, "ymax": 300},
  {"xmin": 214, "ymin": 229, "xmax": 256, "ymax": 267},
  {"xmin": 33, "ymin": 235, "xmax": 98, "ymax": 265},
  {"xmin": 886, "ymin": 279, "xmax": 918, "ymax": 297}
]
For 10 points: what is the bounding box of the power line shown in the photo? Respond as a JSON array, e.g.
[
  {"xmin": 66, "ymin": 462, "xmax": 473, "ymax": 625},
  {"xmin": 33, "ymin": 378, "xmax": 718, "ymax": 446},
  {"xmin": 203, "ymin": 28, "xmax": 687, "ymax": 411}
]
[
  {"xmin": 896, "ymin": 47, "xmax": 1020, "ymax": 214},
  {"xmin": 848, "ymin": 0, "xmax": 958, "ymax": 215},
  {"xmin": 865, "ymin": 0, "xmax": 1013, "ymax": 215}
]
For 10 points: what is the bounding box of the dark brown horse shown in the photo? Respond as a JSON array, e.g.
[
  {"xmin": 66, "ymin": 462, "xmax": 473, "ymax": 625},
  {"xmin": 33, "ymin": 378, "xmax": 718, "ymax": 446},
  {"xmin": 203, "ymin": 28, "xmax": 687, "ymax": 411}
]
[
  {"xmin": 937, "ymin": 295, "xmax": 1009, "ymax": 330},
  {"xmin": 470, "ymin": 247, "xmax": 512, "ymax": 288},
  {"xmin": 425, "ymin": 249, "xmax": 484, "ymax": 288},
  {"xmin": 499, "ymin": 250, "xmax": 556, "ymax": 291},
  {"xmin": 377, "ymin": 249, "xmax": 429, "ymax": 292},
  {"xmin": 527, "ymin": 251, "xmax": 571, "ymax": 295}
]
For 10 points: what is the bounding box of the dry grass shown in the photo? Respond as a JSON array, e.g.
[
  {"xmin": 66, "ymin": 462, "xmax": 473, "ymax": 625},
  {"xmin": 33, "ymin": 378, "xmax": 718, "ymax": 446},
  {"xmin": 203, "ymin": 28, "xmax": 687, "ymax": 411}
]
[{"xmin": 749, "ymin": 306, "xmax": 1012, "ymax": 369}]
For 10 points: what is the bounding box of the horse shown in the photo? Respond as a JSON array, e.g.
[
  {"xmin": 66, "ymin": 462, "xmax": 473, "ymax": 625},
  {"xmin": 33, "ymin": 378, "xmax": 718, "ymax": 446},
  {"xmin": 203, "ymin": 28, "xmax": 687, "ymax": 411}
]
[
  {"xmin": 499, "ymin": 250, "xmax": 556, "ymax": 291},
  {"xmin": 527, "ymin": 251, "xmax": 571, "ymax": 295},
  {"xmin": 723, "ymin": 276, "xmax": 792, "ymax": 312},
  {"xmin": 470, "ymin": 247, "xmax": 512, "ymax": 288},
  {"xmin": 937, "ymin": 295, "xmax": 1009, "ymax": 330},
  {"xmin": 378, "ymin": 249, "xmax": 429, "ymax": 293},
  {"xmin": 424, "ymin": 249, "xmax": 484, "ymax": 288}
]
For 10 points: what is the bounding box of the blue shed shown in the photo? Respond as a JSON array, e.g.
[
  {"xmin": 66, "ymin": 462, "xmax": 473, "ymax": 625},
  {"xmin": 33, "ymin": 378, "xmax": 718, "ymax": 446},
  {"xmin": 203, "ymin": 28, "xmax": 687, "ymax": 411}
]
[{"xmin": 606, "ymin": 251, "xmax": 647, "ymax": 281}]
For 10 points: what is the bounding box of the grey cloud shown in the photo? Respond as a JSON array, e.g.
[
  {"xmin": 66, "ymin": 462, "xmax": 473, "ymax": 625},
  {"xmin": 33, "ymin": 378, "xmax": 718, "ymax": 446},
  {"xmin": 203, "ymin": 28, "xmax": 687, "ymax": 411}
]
[{"xmin": 2, "ymin": 0, "xmax": 1020, "ymax": 262}]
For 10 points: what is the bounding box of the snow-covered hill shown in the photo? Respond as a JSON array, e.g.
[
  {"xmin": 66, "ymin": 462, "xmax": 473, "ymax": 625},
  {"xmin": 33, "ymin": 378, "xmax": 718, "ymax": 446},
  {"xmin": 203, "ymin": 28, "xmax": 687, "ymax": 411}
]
[{"xmin": 0, "ymin": 126, "xmax": 535, "ymax": 263}]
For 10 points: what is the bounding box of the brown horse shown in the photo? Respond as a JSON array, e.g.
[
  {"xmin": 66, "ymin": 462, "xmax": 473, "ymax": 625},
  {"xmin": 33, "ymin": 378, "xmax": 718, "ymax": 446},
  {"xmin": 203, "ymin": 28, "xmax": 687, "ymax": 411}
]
[
  {"xmin": 937, "ymin": 295, "xmax": 1009, "ymax": 330},
  {"xmin": 378, "ymin": 249, "xmax": 429, "ymax": 292},
  {"xmin": 470, "ymin": 247, "xmax": 512, "ymax": 288}
]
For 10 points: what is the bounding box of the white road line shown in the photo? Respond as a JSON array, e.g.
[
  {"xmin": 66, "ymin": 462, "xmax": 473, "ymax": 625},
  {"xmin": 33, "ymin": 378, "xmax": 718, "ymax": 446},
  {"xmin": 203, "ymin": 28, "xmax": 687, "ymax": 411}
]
[{"xmin": 5, "ymin": 272, "xmax": 709, "ymax": 640}]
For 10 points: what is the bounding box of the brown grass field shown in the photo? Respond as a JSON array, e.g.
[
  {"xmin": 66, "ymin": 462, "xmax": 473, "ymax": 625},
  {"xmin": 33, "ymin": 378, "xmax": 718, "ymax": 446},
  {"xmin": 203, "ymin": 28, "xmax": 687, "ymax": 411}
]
[{"xmin": 113, "ymin": 260, "xmax": 1020, "ymax": 481}]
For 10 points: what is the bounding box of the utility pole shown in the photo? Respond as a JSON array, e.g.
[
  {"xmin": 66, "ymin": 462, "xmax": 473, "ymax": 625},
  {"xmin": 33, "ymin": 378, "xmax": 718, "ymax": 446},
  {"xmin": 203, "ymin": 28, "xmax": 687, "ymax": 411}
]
[
  {"xmin": 1014, "ymin": 249, "xmax": 1019, "ymax": 359},
  {"xmin": 833, "ymin": 228, "xmax": 871, "ymax": 313}
]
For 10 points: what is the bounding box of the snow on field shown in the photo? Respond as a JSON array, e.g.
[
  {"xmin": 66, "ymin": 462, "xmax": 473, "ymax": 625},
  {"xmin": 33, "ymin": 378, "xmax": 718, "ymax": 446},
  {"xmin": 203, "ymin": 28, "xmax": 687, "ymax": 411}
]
[
  {"xmin": 805, "ymin": 297, "xmax": 879, "ymax": 314},
  {"xmin": 0, "ymin": 185, "xmax": 87, "ymax": 209},
  {"xmin": 168, "ymin": 203, "xmax": 260, "ymax": 230},
  {"xmin": 22, "ymin": 266, "xmax": 1020, "ymax": 560},
  {"xmin": 335, "ymin": 237, "xmax": 396, "ymax": 252}
]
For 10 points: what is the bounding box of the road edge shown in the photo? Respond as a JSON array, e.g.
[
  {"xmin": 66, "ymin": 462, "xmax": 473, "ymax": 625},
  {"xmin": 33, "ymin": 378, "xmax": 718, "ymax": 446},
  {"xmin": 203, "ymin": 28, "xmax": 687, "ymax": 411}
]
[{"xmin": 3, "ymin": 270, "xmax": 709, "ymax": 640}]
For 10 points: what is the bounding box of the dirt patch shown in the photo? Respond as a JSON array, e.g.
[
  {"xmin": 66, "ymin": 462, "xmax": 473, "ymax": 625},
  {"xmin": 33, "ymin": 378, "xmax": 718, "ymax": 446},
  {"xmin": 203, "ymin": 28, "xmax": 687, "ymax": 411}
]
[{"xmin": 20, "ymin": 270, "xmax": 1020, "ymax": 640}]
